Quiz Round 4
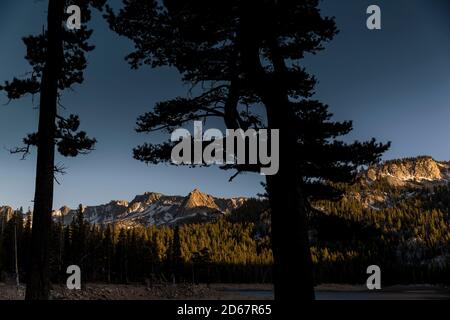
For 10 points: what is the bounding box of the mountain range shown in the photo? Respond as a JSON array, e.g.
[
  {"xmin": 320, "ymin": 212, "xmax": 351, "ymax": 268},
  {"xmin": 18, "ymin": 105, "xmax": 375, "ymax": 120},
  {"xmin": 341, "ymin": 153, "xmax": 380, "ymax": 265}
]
[
  {"xmin": 52, "ymin": 188, "xmax": 246, "ymax": 227},
  {"xmin": 2, "ymin": 156, "xmax": 450, "ymax": 228}
]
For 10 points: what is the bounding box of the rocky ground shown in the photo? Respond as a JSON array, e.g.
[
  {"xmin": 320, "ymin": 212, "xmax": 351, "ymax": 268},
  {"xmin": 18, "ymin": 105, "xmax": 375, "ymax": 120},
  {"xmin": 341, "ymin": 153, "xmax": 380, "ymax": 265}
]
[{"xmin": 0, "ymin": 282, "xmax": 274, "ymax": 300}]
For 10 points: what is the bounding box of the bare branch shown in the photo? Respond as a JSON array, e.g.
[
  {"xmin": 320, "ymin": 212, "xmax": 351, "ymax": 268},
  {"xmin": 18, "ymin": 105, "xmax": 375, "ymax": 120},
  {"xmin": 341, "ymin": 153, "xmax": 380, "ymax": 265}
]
[
  {"xmin": 54, "ymin": 163, "xmax": 67, "ymax": 185},
  {"xmin": 228, "ymin": 170, "xmax": 242, "ymax": 182},
  {"xmin": 8, "ymin": 145, "xmax": 32, "ymax": 160}
]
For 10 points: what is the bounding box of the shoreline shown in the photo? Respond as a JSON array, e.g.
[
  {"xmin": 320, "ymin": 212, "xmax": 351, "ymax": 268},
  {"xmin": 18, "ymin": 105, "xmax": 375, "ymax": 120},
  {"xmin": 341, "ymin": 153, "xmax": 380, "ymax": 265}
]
[{"xmin": 1, "ymin": 282, "xmax": 448, "ymax": 300}]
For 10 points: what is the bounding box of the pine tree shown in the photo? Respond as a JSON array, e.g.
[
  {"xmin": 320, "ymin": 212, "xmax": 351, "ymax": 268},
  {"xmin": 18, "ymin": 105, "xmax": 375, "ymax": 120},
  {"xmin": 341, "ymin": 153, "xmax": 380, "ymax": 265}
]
[
  {"xmin": 18, "ymin": 209, "xmax": 33, "ymax": 285},
  {"xmin": 115, "ymin": 229, "xmax": 128, "ymax": 283},
  {"xmin": 13, "ymin": 210, "xmax": 22, "ymax": 288},
  {"xmin": 102, "ymin": 226, "xmax": 114, "ymax": 283},
  {"xmin": 0, "ymin": 1, "xmax": 105, "ymax": 299},
  {"xmin": 107, "ymin": 0, "xmax": 389, "ymax": 301},
  {"xmin": 168, "ymin": 226, "xmax": 184, "ymax": 283},
  {"xmin": 72, "ymin": 204, "xmax": 87, "ymax": 273}
]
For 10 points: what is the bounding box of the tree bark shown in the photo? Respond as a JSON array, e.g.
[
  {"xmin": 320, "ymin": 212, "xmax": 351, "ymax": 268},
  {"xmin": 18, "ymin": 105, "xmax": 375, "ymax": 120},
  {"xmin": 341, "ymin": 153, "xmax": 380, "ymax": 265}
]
[{"xmin": 25, "ymin": 0, "xmax": 65, "ymax": 300}]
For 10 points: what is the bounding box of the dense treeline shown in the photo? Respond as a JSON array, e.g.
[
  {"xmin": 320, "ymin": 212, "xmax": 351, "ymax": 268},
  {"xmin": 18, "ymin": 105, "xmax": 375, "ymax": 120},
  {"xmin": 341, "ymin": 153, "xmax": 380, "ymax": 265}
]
[
  {"xmin": 0, "ymin": 186, "xmax": 449, "ymax": 285},
  {"xmin": 0, "ymin": 205, "xmax": 274, "ymax": 284},
  {"xmin": 314, "ymin": 180, "xmax": 450, "ymax": 285}
]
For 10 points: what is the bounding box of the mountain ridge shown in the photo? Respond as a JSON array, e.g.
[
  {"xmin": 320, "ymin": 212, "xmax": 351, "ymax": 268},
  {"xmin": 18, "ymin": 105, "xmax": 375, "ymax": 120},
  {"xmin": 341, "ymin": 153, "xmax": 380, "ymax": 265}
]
[
  {"xmin": 51, "ymin": 188, "xmax": 247, "ymax": 227},
  {"xmin": 364, "ymin": 156, "xmax": 450, "ymax": 187},
  {"xmin": 2, "ymin": 156, "xmax": 450, "ymax": 228}
]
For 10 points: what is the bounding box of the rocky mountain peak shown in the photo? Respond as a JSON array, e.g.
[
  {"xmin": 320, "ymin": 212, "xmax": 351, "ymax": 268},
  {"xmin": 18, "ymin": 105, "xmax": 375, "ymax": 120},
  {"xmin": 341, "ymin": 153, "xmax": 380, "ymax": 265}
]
[
  {"xmin": 55, "ymin": 206, "xmax": 72, "ymax": 217},
  {"xmin": 0, "ymin": 206, "xmax": 14, "ymax": 221},
  {"xmin": 109, "ymin": 200, "xmax": 129, "ymax": 207},
  {"xmin": 366, "ymin": 156, "xmax": 450, "ymax": 186},
  {"xmin": 183, "ymin": 188, "xmax": 219, "ymax": 210},
  {"xmin": 44, "ymin": 189, "xmax": 246, "ymax": 227},
  {"xmin": 130, "ymin": 192, "xmax": 162, "ymax": 206}
]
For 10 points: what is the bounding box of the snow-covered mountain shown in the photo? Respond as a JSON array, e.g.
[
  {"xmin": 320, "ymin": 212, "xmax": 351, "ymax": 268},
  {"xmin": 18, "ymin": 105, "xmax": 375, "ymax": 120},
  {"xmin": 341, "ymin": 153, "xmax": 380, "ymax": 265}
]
[{"xmin": 52, "ymin": 188, "xmax": 247, "ymax": 228}]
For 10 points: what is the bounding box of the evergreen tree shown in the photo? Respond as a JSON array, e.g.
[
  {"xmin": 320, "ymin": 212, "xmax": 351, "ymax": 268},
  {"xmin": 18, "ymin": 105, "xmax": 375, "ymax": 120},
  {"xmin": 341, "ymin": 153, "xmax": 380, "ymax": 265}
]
[
  {"xmin": 72, "ymin": 204, "xmax": 87, "ymax": 274},
  {"xmin": 0, "ymin": 0, "xmax": 105, "ymax": 299},
  {"xmin": 102, "ymin": 226, "xmax": 114, "ymax": 283},
  {"xmin": 106, "ymin": 0, "xmax": 389, "ymax": 301},
  {"xmin": 19, "ymin": 209, "xmax": 32, "ymax": 283},
  {"xmin": 192, "ymin": 247, "xmax": 212, "ymax": 284},
  {"xmin": 168, "ymin": 226, "xmax": 184, "ymax": 282},
  {"xmin": 115, "ymin": 228, "xmax": 128, "ymax": 283},
  {"xmin": 62, "ymin": 224, "xmax": 73, "ymax": 274}
]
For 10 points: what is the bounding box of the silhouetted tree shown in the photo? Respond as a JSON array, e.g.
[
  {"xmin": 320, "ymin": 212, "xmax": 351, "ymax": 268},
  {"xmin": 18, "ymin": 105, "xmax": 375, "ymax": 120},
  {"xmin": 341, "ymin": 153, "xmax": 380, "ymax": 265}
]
[
  {"xmin": 192, "ymin": 247, "xmax": 212, "ymax": 284},
  {"xmin": 115, "ymin": 228, "xmax": 129, "ymax": 283},
  {"xmin": 106, "ymin": 0, "xmax": 389, "ymax": 301},
  {"xmin": 102, "ymin": 225, "xmax": 114, "ymax": 283},
  {"xmin": 22, "ymin": 209, "xmax": 32, "ymax": 285},
  {"xmin": 168, "ymin": 226, "xmax": 183, "ymax": 282},
  {"xmin": 0, "ymin": 0, "xmax": 105, "ymax": 299},
  {"xmin": 71, "ymin": 205, "xmax": 87, "ymax": 274}
]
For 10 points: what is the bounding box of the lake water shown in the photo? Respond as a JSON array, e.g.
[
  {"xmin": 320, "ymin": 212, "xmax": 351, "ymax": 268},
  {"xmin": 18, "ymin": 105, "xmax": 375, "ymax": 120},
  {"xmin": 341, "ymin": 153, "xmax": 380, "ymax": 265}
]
[{"xmin": 222, "ymin": 286, "xmax": 450, "ymax": 300}]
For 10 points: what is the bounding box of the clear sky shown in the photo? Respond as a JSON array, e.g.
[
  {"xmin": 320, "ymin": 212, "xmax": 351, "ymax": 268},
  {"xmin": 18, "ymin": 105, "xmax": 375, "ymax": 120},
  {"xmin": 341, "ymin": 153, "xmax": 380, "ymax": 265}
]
[{"xmin": 1, "ymin": 0, "xmax": 450, "ymax": 209}]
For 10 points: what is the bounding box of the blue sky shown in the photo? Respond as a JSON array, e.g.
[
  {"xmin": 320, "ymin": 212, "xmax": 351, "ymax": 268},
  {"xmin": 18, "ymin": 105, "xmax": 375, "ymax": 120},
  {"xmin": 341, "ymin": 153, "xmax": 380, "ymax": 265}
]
[{"xmin": 1, "ymin": 0, "xmax": 450, "ymax": 209}]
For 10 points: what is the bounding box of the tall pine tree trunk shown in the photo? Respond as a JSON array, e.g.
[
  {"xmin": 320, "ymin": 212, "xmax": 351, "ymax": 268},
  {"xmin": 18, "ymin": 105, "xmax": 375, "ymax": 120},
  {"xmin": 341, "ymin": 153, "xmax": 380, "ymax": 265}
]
[
  {"xmin": 262, "ymin": 83, "xmax": 315, "ymax": 302},
  {"xmin": 266, "ymin": 42, "xmax": 316, "ymax": 302},
  {"xmin": 25, "ymin": 0, "xmax": 65, "ymax": 300},
  {"xmin": 237, "ymin": 4, "xmax": 315, "ymax": 301},
  {"xmin": 265, "ymin": 137, "xmax": 315, "ymax": 302}
]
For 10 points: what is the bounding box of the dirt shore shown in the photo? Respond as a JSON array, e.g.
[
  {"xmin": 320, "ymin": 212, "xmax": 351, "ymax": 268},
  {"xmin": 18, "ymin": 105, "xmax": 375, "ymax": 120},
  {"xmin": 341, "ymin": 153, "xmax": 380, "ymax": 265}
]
[{"xmin": 0, "ymin": 282, "xmax": 274, "ymax": 300}]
